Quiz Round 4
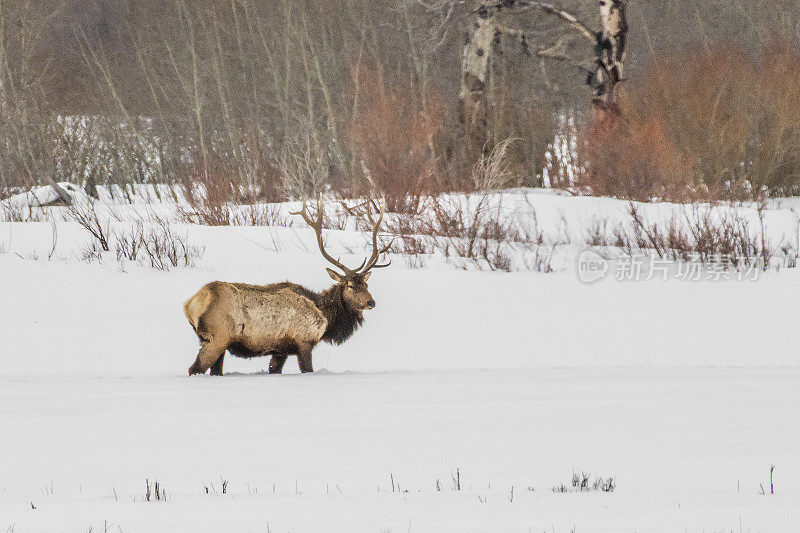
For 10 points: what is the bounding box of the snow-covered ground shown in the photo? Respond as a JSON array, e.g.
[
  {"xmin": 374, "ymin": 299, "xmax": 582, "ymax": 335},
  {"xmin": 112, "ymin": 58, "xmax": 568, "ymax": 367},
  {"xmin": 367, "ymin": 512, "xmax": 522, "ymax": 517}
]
[
  {"xmin": 3, "ymin": 366, "xmax": 799, "ymax": 532},
  {"xmin": 1, "ymin": 187, "xmax": 799, "ymax": 531}
]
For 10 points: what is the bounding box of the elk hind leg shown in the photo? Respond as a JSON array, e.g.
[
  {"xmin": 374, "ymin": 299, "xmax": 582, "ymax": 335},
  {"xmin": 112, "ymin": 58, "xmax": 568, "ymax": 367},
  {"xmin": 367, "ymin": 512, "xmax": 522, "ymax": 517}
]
[{"xmin": 269, "ymin": 355, "xmax": 288, "ymax": 374}]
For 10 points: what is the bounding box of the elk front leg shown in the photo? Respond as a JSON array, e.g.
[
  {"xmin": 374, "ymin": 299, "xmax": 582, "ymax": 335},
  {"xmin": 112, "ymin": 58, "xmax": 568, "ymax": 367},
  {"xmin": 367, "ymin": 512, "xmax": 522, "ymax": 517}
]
[
  {"xmin": 297, "ymin": 346, "xmax": 314, "ymax": 374},
  {"xmin": 269, "ymin": 355, "xmax": 288, "ymax": 374},
  {"xmin": 209, "ymin": 353, "xmax": 225, "ymax": 376},
  {"xmin": 189, "ymin": 340, "xmax": 227, "ymax": 376}
]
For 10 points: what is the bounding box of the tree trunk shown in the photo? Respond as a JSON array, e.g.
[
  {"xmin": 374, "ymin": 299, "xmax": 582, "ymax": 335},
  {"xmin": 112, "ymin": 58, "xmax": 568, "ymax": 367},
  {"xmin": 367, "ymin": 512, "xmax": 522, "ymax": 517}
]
[
  {"xmin": 461, "ymin": 0, "xmax": 629, "ymax": 121},
  {"xmin": 459, "ymin": 3, "xmax": 502, "ymax": 155},
  {"xmin": 592, "ymin": 0, "xmax": 628, "ymax": 109}
]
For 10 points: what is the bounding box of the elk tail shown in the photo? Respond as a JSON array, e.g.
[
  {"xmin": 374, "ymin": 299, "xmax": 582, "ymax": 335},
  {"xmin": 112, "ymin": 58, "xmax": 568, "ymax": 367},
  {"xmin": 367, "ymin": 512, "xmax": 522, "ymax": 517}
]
[{"xmin": 183, "ymin": 286, "xmax": 213, "ymax": 330}]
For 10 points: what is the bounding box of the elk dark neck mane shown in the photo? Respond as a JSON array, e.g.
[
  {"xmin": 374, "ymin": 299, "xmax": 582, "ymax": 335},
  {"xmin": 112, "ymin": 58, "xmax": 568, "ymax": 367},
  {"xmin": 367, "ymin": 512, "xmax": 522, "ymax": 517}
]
[
  {"xmin": 285, "ymin": 282, "xmax": 363, "ymax": 345},
  {"xmin": 314, "ymin": 284, "xmax": 363, "ymax": 345}
]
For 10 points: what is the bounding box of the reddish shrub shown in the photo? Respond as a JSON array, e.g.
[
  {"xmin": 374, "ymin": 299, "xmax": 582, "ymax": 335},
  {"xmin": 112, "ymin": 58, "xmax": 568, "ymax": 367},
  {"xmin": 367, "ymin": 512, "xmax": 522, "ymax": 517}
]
[
  {"xmin": 579, "ymin": 108, "xmax": 693, "ymax": 202},
  {"xmin": 749, "ymin": 41, "xmax": 800, "ymax": 195},
  {"xmin": 349, "ymin": 65, "xmax": 443, "ymax": 213},
  {"xmin": 580, "ymin": 43, "xmax": 800, "ymax": 200},
  {"xmin": 636, "ymin": 46, "xmax": 753, "ymax": 196},
  {"xmin": 593, "ymin": 43, "xmax": 800, "ymax": 200}
]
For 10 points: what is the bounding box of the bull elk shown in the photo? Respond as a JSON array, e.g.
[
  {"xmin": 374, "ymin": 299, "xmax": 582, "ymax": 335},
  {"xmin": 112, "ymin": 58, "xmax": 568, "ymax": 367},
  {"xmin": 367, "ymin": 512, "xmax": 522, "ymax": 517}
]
[{"xmin": 183, "ymin": 198, "xmax": 391, "ymax": 376}]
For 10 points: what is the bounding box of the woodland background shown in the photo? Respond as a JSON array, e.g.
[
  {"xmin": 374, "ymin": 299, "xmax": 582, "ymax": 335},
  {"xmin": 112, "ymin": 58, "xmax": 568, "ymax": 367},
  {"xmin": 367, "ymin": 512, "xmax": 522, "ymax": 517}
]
[{"xmin": 1, "ymin": 0, "xmax": 800, "ymax": 206}]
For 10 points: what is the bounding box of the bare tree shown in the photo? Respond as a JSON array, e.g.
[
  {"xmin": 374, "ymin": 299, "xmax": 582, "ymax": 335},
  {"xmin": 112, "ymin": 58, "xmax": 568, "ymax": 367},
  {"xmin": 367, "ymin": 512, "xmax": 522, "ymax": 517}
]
[
  {"xmin": 5, "ymin": 0, "xmax": 800, "ymax": 201},
  {"xmin": 460, "ymin": 0, "xmax": 629, "ymax": 146}
]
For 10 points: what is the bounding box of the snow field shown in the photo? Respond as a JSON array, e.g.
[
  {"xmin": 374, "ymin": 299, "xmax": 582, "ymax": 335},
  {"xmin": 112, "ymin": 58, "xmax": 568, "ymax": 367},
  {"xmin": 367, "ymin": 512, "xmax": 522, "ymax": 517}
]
[{"xmin": 1, "ymin": 188, "xmax": 799, "ymax": 531}]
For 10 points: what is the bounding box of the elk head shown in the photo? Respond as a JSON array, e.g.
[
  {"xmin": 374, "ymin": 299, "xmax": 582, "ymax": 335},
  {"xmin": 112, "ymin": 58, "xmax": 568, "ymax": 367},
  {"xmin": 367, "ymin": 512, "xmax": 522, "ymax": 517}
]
[{"xmin": 292, "ymin": 197, "xmax": 392, "ymax": 312}]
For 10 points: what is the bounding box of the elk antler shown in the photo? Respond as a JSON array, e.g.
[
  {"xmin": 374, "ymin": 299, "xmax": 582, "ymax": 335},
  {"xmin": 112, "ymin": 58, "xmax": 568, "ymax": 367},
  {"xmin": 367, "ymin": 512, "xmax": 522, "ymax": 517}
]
[
  {"xmin": 361, "ymin": 198, "xmax": 394, "ymax": 272},
  {"xmin": 291, "ymin": 195, "xmax": 357, "ymax": 275},
  {"xmin": 358, "ymin": 161, "xmax": 394, "ymax": 273},
  {"xmin": 292, "ymin": 194, "xmax": 393, "ymax": 276}
]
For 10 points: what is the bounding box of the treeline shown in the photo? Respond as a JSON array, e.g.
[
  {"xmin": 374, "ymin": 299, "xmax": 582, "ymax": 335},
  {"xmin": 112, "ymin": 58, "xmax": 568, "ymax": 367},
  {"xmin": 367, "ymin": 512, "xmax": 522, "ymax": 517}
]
[{"xmin": 1, "ymin": 0, "xmax": 799, "ymax": 203}]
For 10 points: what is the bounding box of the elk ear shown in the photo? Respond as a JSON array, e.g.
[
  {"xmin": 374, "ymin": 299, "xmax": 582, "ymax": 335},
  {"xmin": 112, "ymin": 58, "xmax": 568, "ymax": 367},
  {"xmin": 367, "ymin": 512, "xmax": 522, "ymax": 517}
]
[
  {"xmin": 326, "ymin": 268, "xmax": 343, "ymax": 282},
  {"xmin": 361, "ymin": 272, "xmax": 371, "ymax": 282}
]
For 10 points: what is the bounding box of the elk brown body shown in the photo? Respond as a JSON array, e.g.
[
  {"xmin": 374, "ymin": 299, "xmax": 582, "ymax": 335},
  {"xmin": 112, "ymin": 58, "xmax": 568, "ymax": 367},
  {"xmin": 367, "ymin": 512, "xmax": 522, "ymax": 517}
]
[{"xmin": 183, "ymin": 198, "xmax": 390, "ymax": 376}]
